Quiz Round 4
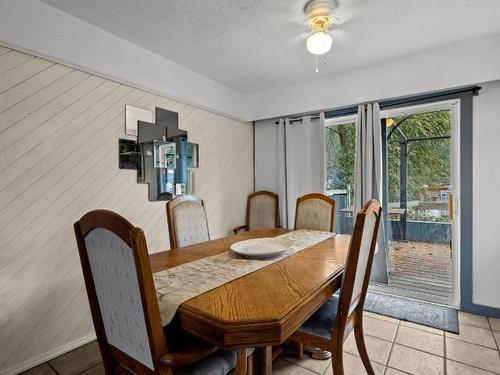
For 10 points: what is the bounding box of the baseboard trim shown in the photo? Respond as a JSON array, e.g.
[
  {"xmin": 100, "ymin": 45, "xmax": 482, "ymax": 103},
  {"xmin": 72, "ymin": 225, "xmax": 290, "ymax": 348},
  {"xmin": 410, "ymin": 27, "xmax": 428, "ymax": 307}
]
[
  {"xmin": 0, "ymin": 333, "xmax": 96, "ymax": 375},
  {"xmin": 461, "ymin": 302, "xmax": 500, "ymax": 318}
]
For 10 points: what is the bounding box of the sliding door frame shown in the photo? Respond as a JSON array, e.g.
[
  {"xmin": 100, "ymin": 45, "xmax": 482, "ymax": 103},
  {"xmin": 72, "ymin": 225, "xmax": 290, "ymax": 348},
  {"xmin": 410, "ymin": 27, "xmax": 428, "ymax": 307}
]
[
  {"xmin": 381, "ymin": 99, "xmax": 459, "ymax": 306},
  {"xmin": 324, "ymin": 86, "xmax": 488, "ymax": 313},
  {"xmin": 382, "ymin": 90, "xmax": 475, "ymax": 311}
]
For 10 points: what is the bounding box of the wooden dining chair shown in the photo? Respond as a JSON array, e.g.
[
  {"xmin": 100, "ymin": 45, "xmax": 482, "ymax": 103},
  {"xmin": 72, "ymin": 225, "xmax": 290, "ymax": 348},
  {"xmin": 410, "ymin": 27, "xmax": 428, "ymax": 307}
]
[
  {"xmin": 74, "ymin": 209, "xmax": 251, "ymax": 375},
  {"xmin": 294, "ymin": 193, "xmax": 336, "ymax": 233},
  {"xmin": 166, "ymin": 195, "xmax": 210, "ymax": 249},
  {"xmin": 233, "ymin": 191, "xmax": 279, "ymax": 234},
  {"xmin": 290, "ymin": 199, "xmax": 382, "ymax": 375}
]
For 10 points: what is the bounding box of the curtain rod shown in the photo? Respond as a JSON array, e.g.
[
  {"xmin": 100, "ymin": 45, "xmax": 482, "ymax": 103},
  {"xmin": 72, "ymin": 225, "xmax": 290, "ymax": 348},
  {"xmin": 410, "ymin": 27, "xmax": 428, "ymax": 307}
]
[
  {"xmin": 323, "ymin": 86, "xmax": 480, "ymax": 119},
  {"xmin": 274, "ymin": 115, "xmax": 320, "ymax": 125},
  {"xmin": 379, "ymin": 86, "xmax": 480, "ymax": 110},
  {"xmin": 266, "ymin": 86, "xmax": 480, "ymax": 124}
]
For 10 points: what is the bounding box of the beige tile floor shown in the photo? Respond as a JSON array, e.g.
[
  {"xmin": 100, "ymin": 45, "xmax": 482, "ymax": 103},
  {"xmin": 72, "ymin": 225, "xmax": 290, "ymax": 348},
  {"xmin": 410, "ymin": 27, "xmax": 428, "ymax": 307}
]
[{"xmin": 21, "ymin": 312, "xmax": 500, "ymax": 375}]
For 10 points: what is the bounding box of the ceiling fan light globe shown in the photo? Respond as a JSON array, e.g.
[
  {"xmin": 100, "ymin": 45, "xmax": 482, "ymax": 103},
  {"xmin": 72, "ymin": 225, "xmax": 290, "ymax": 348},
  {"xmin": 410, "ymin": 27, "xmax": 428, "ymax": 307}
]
[{"xmin": 306, "ymin": 31, "xmax": 332, "ymax": 55}]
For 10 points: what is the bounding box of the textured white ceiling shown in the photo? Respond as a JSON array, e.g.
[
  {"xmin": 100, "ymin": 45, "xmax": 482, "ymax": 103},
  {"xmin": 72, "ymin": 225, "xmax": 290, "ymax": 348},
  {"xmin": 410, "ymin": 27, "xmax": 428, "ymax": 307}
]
[{"xmin": 40, "ymin": 0, "xmax": 500, "ymax": 94}]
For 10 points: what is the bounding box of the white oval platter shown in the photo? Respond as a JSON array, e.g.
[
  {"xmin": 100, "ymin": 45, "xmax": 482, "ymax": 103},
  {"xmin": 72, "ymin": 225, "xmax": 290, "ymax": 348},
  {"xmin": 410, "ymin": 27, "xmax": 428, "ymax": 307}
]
[{"xmin": 230, "ymin": 237, "xmax": 295, "ymax": 259}]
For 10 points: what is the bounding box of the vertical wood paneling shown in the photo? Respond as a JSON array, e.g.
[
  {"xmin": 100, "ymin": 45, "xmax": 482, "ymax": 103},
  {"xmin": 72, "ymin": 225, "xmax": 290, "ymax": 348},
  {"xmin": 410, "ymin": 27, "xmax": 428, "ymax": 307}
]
[{"xmin": 0, "ymin": 45, "xmax": 253, "ymax": 374}]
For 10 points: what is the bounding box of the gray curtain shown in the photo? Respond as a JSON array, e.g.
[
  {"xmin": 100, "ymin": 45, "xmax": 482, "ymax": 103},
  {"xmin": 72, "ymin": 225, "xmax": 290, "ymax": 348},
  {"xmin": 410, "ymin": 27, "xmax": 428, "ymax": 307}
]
[
  {"xmin": 277, "ymin": 118, "xmax": 287, "ymax": 228},
  {"xmin": 284, "ymin": 115, "xmax": 326, "ymax": 228},
  {"xmin": 354, "ymin": 103, "xmax": 388, "ymax": 283},
  {"xmin": 254, "ymin": 115, "xmax": 326, "ymax": 229},
  {"xmin": 254, "ymin": 119, "xmax": 287, "ymax": 227}
]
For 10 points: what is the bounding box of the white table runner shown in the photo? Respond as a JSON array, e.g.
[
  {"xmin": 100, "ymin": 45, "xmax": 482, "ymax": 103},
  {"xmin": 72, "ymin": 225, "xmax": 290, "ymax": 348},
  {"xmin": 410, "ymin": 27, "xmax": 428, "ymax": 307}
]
[{"xmin": 153, "ymin": 230, "xmax": 334, "ymax": 325}]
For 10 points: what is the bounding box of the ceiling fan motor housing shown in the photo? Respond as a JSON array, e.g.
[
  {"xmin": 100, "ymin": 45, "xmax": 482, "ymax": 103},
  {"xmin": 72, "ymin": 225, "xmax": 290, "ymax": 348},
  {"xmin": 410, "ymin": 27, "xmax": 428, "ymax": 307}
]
[{"xmin": 304, "ymin": 0, "xmax": 338, "ymax": 31}]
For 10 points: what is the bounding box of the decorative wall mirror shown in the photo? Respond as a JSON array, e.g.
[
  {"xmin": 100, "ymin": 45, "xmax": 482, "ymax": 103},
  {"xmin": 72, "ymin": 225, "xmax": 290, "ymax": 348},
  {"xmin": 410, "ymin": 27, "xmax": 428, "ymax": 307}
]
[{"xmin": 119, "ymin": 106, "xmax": 199, "ymax": 201}]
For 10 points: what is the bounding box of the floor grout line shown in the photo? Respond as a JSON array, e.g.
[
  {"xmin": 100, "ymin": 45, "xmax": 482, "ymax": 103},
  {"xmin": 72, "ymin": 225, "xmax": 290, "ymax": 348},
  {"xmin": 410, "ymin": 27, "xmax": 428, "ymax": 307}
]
[
  {"xmin": 385, "ymin": 367, "xmax": 413, "ymax": 375},
  {"xmin": 488, "ymin": 318, "xmax": 500, "ymax": 371},
  {"xmin": 443, "ymin": 326, "xmax": 447, "ymax": 375},
  {"xmin": 445, "ymin": 358, "xmax": 500, "ymax": 375},
  {"xmin": 445, "ymin": 334, "xmax": 500, "ymax": 351},
  {"xmin": 382, "ymin": 319, "xmax": 400, "ymax": 374},
  {"xmin": 489, "ymin": 319, "xmax": 500, "ymax": 352}
]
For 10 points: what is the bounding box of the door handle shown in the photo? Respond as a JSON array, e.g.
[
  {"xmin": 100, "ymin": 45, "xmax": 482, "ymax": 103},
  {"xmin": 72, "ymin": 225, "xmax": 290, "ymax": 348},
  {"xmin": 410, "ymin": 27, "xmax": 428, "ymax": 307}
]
[{"xmin": 448, "ymin": 193, "xmax": 454, "ymax": 221}]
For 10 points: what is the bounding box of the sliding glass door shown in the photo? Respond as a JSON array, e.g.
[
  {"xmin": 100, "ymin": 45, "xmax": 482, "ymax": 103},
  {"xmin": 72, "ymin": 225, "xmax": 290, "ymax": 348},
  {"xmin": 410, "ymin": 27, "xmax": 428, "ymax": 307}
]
[
  {"xmin": 324, "ymin": 101, "xmax": 460, "ymax": 306},
  {"xmin": 380, "ymin": 101, "xmax": 459, "ymax": 306}
]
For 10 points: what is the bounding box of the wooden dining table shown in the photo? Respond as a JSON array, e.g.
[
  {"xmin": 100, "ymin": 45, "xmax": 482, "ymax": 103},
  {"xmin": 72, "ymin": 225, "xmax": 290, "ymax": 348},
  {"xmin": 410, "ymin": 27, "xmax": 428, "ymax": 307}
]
[{"xmin": 149, "ymin": 228, "xmax": 350, "ymax": 375}]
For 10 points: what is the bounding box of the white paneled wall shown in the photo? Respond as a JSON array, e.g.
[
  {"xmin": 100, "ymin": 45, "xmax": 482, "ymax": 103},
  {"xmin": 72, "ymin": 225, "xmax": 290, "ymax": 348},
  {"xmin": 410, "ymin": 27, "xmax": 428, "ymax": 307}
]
[{"xmin": 0, "ymin": 45, "xmax": 253, "ymax": 374}]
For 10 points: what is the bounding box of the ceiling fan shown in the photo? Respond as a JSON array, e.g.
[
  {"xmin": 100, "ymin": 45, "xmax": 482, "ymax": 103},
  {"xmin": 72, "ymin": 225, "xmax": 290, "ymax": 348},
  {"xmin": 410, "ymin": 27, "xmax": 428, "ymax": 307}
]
[{"xmin": 303, "ymin": 0, "xmax": 343, "ymax": 72}]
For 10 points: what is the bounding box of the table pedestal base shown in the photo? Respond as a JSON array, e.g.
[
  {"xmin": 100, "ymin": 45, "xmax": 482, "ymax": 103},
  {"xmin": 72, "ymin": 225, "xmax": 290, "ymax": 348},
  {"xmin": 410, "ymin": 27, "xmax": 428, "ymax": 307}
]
[{"xmin": 253, "ymin": 346, "xmax": 272, "ymax": 375}]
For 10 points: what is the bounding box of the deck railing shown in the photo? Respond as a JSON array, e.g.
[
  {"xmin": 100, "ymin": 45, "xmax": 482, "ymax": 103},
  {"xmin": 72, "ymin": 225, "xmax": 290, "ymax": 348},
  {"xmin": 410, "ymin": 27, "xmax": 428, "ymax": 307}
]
[{"xmin": 332, "ymin": 193, "xmax": 451, "ymax": 244}]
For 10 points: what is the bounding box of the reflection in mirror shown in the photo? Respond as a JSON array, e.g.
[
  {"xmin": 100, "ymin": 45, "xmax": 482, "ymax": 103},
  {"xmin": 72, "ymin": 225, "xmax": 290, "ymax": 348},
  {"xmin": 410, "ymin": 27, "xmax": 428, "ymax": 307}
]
[
  {"xmin": 187, "ymin": 142, "xmax": 199, "ymax": 168},
  {"xmin": 153, "ymin": 141, "xmax": 176, "ymax": 169}
]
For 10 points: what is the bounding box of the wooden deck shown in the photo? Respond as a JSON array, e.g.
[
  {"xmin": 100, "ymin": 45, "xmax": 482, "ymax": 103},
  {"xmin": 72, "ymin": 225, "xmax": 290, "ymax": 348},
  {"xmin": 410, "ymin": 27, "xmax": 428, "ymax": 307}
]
[{"xmin": 387, "ymin": 241, "xmax": 453, "ymax": 303}]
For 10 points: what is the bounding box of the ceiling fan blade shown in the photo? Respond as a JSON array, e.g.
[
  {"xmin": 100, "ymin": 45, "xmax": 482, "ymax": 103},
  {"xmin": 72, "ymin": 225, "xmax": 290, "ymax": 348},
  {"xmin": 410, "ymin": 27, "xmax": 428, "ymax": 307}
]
[
  {"xmin": 331, "ymin": 14, "xmax": 344, "ymax": 25},
  {"xmin": 286, "ymin": 33, "xmax": 309, "ymax": 46}
]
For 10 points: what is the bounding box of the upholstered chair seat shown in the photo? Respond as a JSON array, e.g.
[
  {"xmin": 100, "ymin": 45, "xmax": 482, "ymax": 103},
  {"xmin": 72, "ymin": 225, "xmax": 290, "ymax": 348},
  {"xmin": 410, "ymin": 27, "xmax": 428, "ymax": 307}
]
[
  {"xmin": 162, "ymin": 325, "xmax": 246, "ymax": 375},
  {"xmin": 234, "ymin": 191, "xmax": 279, "ymax": 234},
  {"xmin": 175, "ymin": 348, "xmax": 239, "ymax": 375},
  {"xmin": 297, "ymin": 293, "xmax": 339, "ymax": 341}
]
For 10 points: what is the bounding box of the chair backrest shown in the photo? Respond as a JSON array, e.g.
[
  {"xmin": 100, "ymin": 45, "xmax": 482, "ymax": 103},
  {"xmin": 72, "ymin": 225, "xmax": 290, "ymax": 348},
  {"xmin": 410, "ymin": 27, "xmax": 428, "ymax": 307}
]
[
  {"xmin": 74, "ymin": 210, "xmax": 167, "ymax": 374},
  {"xmin": 294, "ymin": 193, "xmax": 336, "ymax": 232},
  {"xmin": 247, "ymin": 191, "xmax": 279, "ymax": 231},
  {"xmin": 335, "ymin": 200, "xmax": 382, "ymax": 335},
  {"xmin": 166, "ymin": 195, "xmax": 210, "ymax": 249}
]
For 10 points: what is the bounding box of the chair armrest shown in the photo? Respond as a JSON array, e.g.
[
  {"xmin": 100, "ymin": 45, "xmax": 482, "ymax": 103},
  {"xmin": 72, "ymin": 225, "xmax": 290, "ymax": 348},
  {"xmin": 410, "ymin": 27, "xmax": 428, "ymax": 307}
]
[
  {"xmin": 233, "ymin": 225, "xmax": 249, "ymax": 234},
  {"xmin": 159, "ymin": 344, "xmax": 217, "ymax": 368}
]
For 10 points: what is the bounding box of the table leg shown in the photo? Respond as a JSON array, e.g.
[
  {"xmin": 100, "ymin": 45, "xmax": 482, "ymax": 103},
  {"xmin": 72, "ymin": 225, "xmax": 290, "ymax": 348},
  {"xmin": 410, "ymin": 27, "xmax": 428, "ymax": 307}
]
[{"xmin": 252, "ymin": 346, "xmax": 272, "ymax": 375}]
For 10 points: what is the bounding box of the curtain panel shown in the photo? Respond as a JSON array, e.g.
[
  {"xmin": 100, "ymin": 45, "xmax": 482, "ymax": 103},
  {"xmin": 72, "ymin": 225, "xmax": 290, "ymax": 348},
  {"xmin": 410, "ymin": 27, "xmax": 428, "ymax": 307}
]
[
  {"xmin": 283, "ymin": 115, "xmax": 326, "ymax": 228},
  {"xmin": 354, "ymin": 102, "xmax": 388, "ymax": 282},
  {"xmin": 254, "ymin": 115, "xmax": 326, "ymax": 229}
]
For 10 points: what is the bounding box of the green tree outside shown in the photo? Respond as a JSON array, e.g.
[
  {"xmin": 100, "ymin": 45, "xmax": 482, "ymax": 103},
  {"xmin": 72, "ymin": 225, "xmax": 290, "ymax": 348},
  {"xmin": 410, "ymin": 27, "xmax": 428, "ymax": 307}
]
[{"xmin": 325, "ymin": 111, "xmax": 451, "ymax": 220}]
